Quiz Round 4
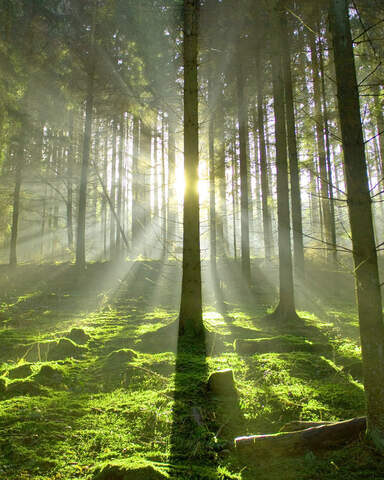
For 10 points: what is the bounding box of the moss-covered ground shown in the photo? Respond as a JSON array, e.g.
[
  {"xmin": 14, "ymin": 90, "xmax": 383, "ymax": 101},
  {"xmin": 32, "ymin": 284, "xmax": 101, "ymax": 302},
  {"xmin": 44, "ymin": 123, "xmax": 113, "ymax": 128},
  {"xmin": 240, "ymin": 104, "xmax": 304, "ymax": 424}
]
[{"xmin": 0, "ymin": 260, "xmax": 383, "ymax": 479}]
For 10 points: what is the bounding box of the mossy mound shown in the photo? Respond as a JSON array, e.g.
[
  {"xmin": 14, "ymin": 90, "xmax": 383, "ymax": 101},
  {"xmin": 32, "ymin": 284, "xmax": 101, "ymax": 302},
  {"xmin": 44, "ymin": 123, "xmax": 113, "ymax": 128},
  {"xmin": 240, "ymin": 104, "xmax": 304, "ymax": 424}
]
[
  {"xmin": 8, "ymin": 363, "xmax": 33, "ymax": 379},
  {"xmin": 66, "ymin": 327, "xmax": 90, "ymax": 345},
  {"xmin": 104, "ymin": 349, "xmax": 138, "ymax": 369},
  {"xmin": 47, "ymin": 338, "xmax": 87, "ymax": 361},
  {"xmin": 343, "ymin": 360, "xmax": 363, "ymax": 380},
  {"xmin": 0, "ymin": 377, "xmax": 6, "ymax": 394},
  {"xmin": 234, "ymin": 335, "xmax": 330, "ymax": 355},
  {"xmin": 7, "ymin": 379, "xmax": 42, "ymax": 397},
  {"xmin": 34, "ymin": 364, "xmax": 66, "ymax": 386},
  {"xmin": 94, "ymin": 460, "xmax": 169, "ymax": 480}
]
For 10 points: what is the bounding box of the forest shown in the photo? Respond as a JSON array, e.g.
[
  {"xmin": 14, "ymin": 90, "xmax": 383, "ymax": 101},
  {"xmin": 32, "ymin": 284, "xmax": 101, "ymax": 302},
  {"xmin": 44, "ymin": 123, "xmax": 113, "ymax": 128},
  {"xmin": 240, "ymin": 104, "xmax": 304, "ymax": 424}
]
[{"xmin": 0, "ymin": 0, "xmax": 384, "ymax": 478}]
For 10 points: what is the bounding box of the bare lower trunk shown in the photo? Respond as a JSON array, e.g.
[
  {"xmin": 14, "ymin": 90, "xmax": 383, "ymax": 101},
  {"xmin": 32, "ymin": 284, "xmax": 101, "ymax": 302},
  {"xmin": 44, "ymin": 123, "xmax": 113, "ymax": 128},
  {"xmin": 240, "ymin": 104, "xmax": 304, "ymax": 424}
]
[
  {"xmin": 236, "ymin": 60, "xmax": 251, "ymax": 283},
  {"xmin": 330, "ymin": 0, "xmax": 384, "ymax": 447},
  {"xmin": 271, "ymin": 9, "xmax": 296, "ymax": 320},
  {"xmin": 179, "ymin": 0, "xmax": 203, "ymax": 336}
]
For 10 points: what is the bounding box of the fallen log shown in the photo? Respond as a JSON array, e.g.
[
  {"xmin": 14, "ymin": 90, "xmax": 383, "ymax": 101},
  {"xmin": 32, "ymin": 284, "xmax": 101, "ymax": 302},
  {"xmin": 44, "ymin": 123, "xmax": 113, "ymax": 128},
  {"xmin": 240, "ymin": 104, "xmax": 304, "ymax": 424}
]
[
  {"xmin": 279, "ymin": 420, "xmax": 335, "ymax": 432},
  {"xmin": 235, "ymin": 417, "xmax": 366, "ymax": 455}
]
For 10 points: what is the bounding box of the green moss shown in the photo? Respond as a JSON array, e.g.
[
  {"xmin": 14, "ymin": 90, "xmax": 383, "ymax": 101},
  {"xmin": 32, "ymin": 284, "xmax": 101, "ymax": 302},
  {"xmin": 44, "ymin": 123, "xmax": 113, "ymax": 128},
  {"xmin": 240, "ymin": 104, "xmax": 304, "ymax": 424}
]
[
  {"xmin": 47, "ymin": 338, "xmax": 87, "ymax": 361},
  {"xmin": 8, "ymin": 363, "xmax": 33, "ymax": 379},
  {"xmin": 94, "ymin": 459, "xmax": 169, "ymax": 480},
  {"xmin": 104, "ymin": 349, "xmax": 138, "ymax": 369},
  {"xmin": 7, "ymin": 379, "xmax": 42, "ymax": 397},
  {"xmin": 235, "ymin": 335, "xmax": 330, "ymax": 355},
  {"xmin": 34, "ymin": 364, "xmax": 66, "ymax": 386},
  {"xmin": 67, "ymin": 327, "xmax": 90, "ymax": 345}
]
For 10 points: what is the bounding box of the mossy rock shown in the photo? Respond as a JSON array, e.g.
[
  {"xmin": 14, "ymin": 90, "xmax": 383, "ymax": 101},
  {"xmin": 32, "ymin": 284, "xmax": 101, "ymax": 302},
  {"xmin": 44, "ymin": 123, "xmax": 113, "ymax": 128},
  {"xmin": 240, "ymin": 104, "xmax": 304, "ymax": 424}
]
[
  {"xmin": 34, "ymin": 364, "xmax": 65, "ymax": 386},
  {"xmin": 94, "ymin": 460, "xmax": 168, "ymax": 480},
  {"xmin": 7, "ymin": 379, "xmax": 42, "ymax": 397},
  {"xmin": 66, "ymin": 327, "xmax": 90, "ymax": 345},
  {"xmin": 104, "ymin": 349, "xmax": 138, "ymax": 369},
  {"xmin": 234, "ymin": 335, "xmax": 330, "ymax": 355},
  {"xmin": 47, "ymin": 338, "xmax": 87, "ymax": 361},
  {"xmin": 8, "ymin": 363, "xmax": 33, "ymax": 379}
]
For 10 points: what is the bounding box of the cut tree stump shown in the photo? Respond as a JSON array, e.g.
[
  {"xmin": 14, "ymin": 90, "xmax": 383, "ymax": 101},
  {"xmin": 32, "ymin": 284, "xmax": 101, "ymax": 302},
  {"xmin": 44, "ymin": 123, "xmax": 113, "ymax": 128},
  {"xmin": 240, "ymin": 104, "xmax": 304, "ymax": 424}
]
[
  {"xmin": 207, "ymin": 369, "xmax": 237, "ymax": 396},
  {"xmin": 235, "ymin": 417, "xmax": 366, "ymax": 455}
]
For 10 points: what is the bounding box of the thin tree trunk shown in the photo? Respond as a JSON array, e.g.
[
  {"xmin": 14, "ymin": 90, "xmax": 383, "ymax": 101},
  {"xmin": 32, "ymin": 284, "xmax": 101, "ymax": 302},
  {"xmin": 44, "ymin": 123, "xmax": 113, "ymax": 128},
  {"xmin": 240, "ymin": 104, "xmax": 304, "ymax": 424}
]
[
  {"xmin": 319, "ymin": 39, "xmax": 337, "ymax": 264},
  {"xmin": 236, "ymin": 59, "xmax": 251, "ymax": 283},
  {"xmin": 281, "ymin": 13, "xmax": 304, "ymax": 278},
  {"xmin": 116, "ymin": 115, "xmax": 124, "ymax": 257},
  {"xmin": 75, "ymin": 68, "xmax": 94, "ymax": 269},
  {"xmin": 9, "ymin": 142, "xmax": 23, "ymax": 266},
  {"xmin": 161, "ymin": 113, "xmax": 167, "ymax": 256},
  {"xmin": 216, "ymin": 87, "xmax": 227, "ymax": 257},
  {"xmin": 310, "ymin": 34, "xmax": 333, "ymax": 260},
  {"xmin": 256, "ymin": 68, "xmax": 273, "ymax": 261},
  {"xmin": 67, "ymin": 111, "xmax": 74, "ymax": 250},
  {"xmin": 167, "ymin": 110, "xmax": 177, "ymax": 251},
  {"xmin": 131, "ymin": 116, "xmax": 140, "ymax": 249},
  {"xmin": 208, "ymin": 72, "xmax": 217, "ymax": 283},
  {"xmin": 109, "ymin": 119, "xmax": 117, "ymax": 258}
]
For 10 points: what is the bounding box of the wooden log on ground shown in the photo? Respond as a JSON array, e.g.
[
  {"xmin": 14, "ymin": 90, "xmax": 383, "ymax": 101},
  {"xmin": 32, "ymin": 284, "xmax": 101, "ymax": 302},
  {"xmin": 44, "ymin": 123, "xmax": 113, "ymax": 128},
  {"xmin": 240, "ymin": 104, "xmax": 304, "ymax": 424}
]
[
  {"xmin": 279, "ymin": 420, "xmax": 334, "ymax": 432},
  {"xmin": 235, "ymin": 417, "xmax": 366, "ymax": 455}
]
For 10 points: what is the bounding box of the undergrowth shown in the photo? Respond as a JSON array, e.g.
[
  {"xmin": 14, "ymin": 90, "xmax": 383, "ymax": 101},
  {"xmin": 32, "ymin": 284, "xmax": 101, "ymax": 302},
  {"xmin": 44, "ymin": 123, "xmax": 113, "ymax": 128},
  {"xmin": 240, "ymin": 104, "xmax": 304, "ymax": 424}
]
[{"xmin": 0, "ymin": 262, "xmax": 382, "ymax": 480}]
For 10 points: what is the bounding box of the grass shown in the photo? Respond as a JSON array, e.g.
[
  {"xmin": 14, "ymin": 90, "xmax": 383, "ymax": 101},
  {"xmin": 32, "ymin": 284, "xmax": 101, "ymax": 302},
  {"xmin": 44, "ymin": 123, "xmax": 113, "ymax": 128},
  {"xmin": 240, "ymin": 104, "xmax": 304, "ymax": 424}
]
[{"xmin": 0, "ymin": 261, "xmax": 383, "ymax": 479}]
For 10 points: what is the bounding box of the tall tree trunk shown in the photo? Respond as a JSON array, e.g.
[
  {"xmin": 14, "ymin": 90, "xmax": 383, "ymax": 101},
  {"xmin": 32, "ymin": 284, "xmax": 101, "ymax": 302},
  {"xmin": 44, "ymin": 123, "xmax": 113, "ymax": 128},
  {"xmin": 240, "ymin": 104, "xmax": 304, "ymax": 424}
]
[
  {"xmin": 131, "ymin": 116, "xmax": 140, "ymax": 249},
  {"xmin": 319, "ymin": 39, "xmax": 337, "ymax": 263},
  {"xmin": 310, "ymin": 34, "xmax": 333, "ymax": 261},
  {"xmin": 167, "ymin": 110, "xmax": 177, "ymax": 252},
  {"xmin": 270, "ymin": 8, "xmax": 297, "ymax": 320},
  {"xmin": 280, "ymin": 13, "xmax": 305, "ymax": 279},
  {"xmin": 179, "ymin": 0, "xmax": 203, "ymax": 336},
  {"xmin": 76, "ymin": 69, "xmax": 94, "ymax": 269},
  {"xmin": 9, "ymin": 141, "xmax": 23, "ymax": 266},
  {"xmin": 153, "ymin": 115, "xmax": 159, "ymax": 222},
  {"xmin": 161, "ymin": 113, "xmax": 167, "ymax": 256},
  {"xmin": 208, "ymin": 72, "xmax": 217, "ymax": 283},
  {"xmin": 116, "ymin": 115, "xmax": 124, "ymax": 257},
  {"xmin": 102, "ymin": 127, "xmax": 108, "ymax": 259},
  {"xmin": 256, "ymin": 66, "xmax": 273, "ymax": 261},
  {"xmin": 216, "ymin": 87, "xmax": 227, "ymax": 257},
  {"xmin": 67, "ymin": 111, "xmax": 74, "ymax": 250},
  {"xmin": 330, "ymin": 0, "xmax": 384, "ymax": 447},
  {"xmin": 372, "ymin": 84, "xmax": 384, "ymax": 175},
  {"xmin": 236, "ymin": 58, "xmax": 251, "ymax": 283},
  {"xmin": 109, "ymin": 119, "xmax": 117, "ymax": 258}
]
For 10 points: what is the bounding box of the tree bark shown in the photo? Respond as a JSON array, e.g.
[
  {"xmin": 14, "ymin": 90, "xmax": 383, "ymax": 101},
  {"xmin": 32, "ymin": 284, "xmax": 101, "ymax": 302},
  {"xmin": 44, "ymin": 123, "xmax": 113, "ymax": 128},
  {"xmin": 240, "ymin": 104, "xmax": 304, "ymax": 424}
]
[
  {"xmin": 330, "ymin": 0, "xmax": 384, "ymax": 447},
  {"xmin": 236, "ymin": 58, "xmax": 251, "ymax": 284},
  {"xmin": 208, "ymin": 71, "xmax": 217, "ymax": 284},
  {"xmin": 270, "ymin": 8, "xmax": 297, "ymax": 320},
  {"xmin": 179, "ymin": 0, "xmax": 203, "ymax": 336},
  {"xmin": 75, "ymin": 69, "xmax": 94, "ymax": 269},
  {"xmin": 310, "ymin": 34, "xmax": 333, "ymax": 261},
  {"xmin": 235, "ymin": 417, "xmax": 366, "ymax": 455},
  {"xmin": 280, "ymin": 13, "xmax": 305, "ymax": 279}
]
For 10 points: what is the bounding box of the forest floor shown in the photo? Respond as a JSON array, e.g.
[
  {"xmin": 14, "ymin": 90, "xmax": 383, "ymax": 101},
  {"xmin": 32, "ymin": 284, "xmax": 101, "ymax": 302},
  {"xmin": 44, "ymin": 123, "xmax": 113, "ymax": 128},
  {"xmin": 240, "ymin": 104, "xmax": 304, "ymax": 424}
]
[{"xmin": 0, "ymin": 260, "xmax": 383, "ymax": 480}]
